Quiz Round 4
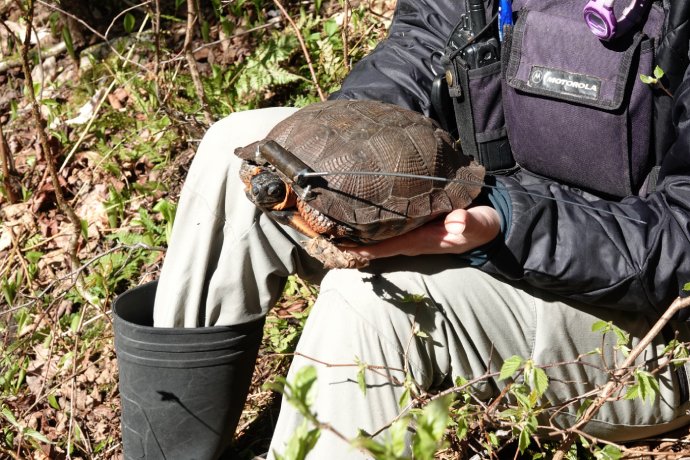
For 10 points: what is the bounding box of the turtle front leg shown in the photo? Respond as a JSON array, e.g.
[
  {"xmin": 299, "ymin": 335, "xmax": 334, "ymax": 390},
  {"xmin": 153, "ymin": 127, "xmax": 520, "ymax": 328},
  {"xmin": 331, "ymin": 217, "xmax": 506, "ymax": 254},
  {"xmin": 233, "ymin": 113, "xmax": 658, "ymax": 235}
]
[
  {"xmin": 304, "ymin": 236, "xmax": 370, "ymax": 269},
  {"xmin": 270, "ymin": 210, "xmax": 322, "ymax": 238},
  {"xmin": 270, "ymin": 210, "xmax": 369, "ymax": 269}
]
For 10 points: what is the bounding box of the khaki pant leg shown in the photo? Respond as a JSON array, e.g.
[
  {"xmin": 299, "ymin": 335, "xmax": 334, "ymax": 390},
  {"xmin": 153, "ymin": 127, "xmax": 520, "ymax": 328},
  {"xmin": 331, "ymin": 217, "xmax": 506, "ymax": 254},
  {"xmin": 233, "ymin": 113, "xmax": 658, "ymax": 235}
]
[
  {"xmin": 269, "ymin": 257, "xmax": 690, "ymax": 458},
  {"xmin": 153, "ymin": 108, "xmax": 326, "ymax": 327}
]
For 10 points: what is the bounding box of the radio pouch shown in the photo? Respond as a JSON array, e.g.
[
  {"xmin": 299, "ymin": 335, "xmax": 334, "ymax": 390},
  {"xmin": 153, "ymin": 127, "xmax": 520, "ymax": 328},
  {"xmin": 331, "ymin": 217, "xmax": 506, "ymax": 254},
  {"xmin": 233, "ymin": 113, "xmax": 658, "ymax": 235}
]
[
  {"xmin": 502, "ymin": 3, "xmax": 665, "ymax": 197},
  {"xmin": 442, "ymin": 24, "xmax": 515, "ymax": 173}
]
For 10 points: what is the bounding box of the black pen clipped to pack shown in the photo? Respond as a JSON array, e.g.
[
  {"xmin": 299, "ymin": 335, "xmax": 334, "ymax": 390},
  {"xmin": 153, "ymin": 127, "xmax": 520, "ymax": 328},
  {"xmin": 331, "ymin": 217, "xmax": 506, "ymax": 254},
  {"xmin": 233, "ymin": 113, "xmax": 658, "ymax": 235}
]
[{"xmin": 432, "ymin": 0, "xmax": 515, "ymax": 173}]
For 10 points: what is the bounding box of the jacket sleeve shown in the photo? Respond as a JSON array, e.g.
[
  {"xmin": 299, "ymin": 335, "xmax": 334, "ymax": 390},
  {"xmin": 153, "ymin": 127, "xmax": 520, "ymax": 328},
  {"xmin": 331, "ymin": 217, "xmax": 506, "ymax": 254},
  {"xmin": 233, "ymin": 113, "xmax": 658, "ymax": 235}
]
[
  {"xmin": 481, "ymin": 65, "xmax": 690, "ymax": 316},
  {"xmin": 328, "ymin": 0, "xmax": 463, "ymax": 116}
]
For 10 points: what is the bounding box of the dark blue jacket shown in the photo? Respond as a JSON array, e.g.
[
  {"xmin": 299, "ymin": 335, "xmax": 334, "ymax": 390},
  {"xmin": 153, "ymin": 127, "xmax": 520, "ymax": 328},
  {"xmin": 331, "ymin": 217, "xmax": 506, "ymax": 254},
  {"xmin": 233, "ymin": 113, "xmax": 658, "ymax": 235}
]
[{"xmin": 331, "ymin": 0, "xmax": 690, "ymax": 317}]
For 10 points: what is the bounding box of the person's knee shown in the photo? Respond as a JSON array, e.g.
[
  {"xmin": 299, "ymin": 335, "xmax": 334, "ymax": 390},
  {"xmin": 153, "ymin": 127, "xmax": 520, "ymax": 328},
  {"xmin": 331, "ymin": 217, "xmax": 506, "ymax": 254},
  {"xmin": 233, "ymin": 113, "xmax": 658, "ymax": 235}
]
[
  {"xmin": 202, "ymin": 107, "xmax": 298, "ymax": 151},
  {"xmin": 190, "ymin": 107, "xmax": 299, "ymax": 181},
  {"xmin": 315, "ymin": 269, "xmax": 434, "ymax": 373},
  {"xmin": 310, "ymin": 269, "xmax": 412, "ymax": 345}
]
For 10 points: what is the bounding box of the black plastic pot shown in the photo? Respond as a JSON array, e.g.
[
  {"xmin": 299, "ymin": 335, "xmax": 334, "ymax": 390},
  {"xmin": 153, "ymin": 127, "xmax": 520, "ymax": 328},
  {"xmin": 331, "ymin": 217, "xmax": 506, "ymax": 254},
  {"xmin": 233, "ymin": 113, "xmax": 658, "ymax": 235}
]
[{"xmin": 113, "ymin": 281, "xmax": 263, "ymax": 460}]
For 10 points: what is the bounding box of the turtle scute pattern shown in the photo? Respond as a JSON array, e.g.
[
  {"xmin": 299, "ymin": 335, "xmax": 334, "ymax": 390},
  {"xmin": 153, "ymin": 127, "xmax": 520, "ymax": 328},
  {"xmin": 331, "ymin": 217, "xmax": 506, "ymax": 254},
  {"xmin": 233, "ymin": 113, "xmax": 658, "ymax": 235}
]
[{"xmin": 236, "ymin": 99, "xmax": 485, "ymax": 242}]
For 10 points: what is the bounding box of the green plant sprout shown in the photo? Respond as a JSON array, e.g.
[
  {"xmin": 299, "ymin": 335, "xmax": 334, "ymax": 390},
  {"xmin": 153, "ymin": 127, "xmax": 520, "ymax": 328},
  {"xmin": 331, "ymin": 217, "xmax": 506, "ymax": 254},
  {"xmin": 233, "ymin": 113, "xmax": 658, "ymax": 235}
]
[{"xmin": 640, "ymin": 65, "xmax": 673, "ymax": 97}]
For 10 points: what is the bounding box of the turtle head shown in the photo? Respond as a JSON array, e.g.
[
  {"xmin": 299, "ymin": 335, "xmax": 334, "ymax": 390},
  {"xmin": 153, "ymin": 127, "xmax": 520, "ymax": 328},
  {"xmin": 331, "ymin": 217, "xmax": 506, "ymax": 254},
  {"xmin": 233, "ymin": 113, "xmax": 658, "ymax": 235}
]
[{"xmin": 249, "ymin": 171, "xmax": 292, "ymax": 209}]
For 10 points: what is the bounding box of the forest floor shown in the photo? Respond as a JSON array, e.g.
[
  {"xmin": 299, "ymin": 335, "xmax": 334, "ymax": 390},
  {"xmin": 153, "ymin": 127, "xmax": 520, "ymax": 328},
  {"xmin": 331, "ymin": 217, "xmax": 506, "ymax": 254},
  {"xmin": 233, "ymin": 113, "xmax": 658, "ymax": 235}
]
[{"xmin": 2, "ymin": 1, "xmax": 690, "ymax": 459}]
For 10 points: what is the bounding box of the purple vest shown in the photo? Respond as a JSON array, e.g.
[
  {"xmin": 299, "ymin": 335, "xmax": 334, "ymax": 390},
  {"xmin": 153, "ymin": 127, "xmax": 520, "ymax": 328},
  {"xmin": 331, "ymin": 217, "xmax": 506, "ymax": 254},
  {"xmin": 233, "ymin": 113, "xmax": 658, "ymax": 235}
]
[{"xmin": 503, "ymin": 0, "xmax": 666, "ymax": 197}]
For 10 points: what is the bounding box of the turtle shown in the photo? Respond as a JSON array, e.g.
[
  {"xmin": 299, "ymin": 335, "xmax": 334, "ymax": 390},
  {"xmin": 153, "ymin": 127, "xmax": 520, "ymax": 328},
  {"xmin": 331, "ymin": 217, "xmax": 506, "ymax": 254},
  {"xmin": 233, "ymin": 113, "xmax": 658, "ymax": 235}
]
[{"xmin": 235, "ymin": 99, "xmax": 486, "ymax": 269}]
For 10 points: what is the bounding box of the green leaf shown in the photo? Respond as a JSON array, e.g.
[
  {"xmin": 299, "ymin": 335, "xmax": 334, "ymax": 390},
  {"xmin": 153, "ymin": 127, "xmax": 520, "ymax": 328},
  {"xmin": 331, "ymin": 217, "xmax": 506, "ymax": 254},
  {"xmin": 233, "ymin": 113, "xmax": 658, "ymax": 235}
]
[
  {"xmin": 25, "ymin": 250, "xmax": 43, "ymax": 264},
  {"xmin": 638, "ymin": 370, "xmax": 660, "ymax": 403},
  {"xmin": 47, "ymin": 393, "xmax": 60, "ymax": 410},
  {"xmin": 526, "ymin": 366, "xmax": 549, "ymax": 397},
  {"xmin": 268, "ymin": 366, "xmax": 319, "ymax": 421},
  {"xmin": 518, "ymin": 428, "xmax": 531, "ymax": 453},
  {"xmin": 499, "ymin": 355, "xmax": 524, "ymax": 381},
  {"xmin": 639, "ymin": 74, "xmax": 656, "ymax": 85},
  {"xmin": 80, "ymin": 218, "xmax": 89, "ymax": 240},
  {"xmin": 62, "ymin": 25, "xmax": 75, "ymax": 60},
  {"xmin": 488, "ymin": 431, "xmax": 499, "ymax": 446},
  {"xmin": 201, "ymin": 20, "xmax": 211, "ymax": 42},
  {"xmin": 398, "ymin": 385, "xmax": 411, "ymax": 409},
  {"xmin": 411, "ymin": 394, "xmax": 454, "ymax": 459},
  {"xmin": 455, "ymin": 375, "xmax": 468, "ymax": 387},
  {"xmin": 456, "ymin": 416, "xmax": 469, "ymax": 441},
  {"xmin": 624, "ymin": 382, "xmax": 640, "ymax": 400},
  {"xmin": 684, "ymin": 282, "xmax": 690, "ymax": 292},
  {"xmin": 24, "ymin": 428, "xmax": 51, "ymax": 444},
  {"xmin": 399, "ymin": 372, "xmax": 418, "ymax": 409},
  {"xmin": 70, "ymin": 313, "xmax": 81, "ymax": 333},
  {"xmin": 576, "ymin": 398, "xmax": 593, "ymax": 420},
  {"xmin": 323, "ymin": 18, "xmax": 338, "ymax": 37},
  {"xmin": 595, "ymin": 444, "xmax": 622, "ymax": 460},
  {"xmin": 415, "ymin": 329, "xmax": 429, "ymax": 339},
  {"xmin": 511, "ymin": 384, "xmax": 533, "ymax": 409},
  {"xmin": 625, "ymin": 370, "xmax": 660, "ymax": 404},
  {"xmin": 123, "ymin": 13, "xmax": 136, "ymax": 33},
  {"xmin": 579, "ymin": 434, "xmax": 591, "ymax": 448},
  {"xmin": 293, "ymin": 365, "xmax": 318, "ymax": 408},
  {"xmin": 611, "ymin": 324, "xmax": 630, "ymax": 348},
  {"xmin": 354, "ymin": 422, "xmax": 410, "ymax": 459},
  {"xmin": 591, "ymin": 320, "xmax": 610, "ymax": 332},
  {"xmin": 356, "ymin": 361, "xmax": 367, "ymax": 396},
  {"xmin": 283, "ymin": 275, "xmax": 299, "ymax": 296},
  {"xmin": 277, "ymin": 421, "xmax": 320, "ymax": 460},
  {"xmin": 1, "ymin": 407, "xmax": 19, "ymax": 427},
  {"xmin": 653, "ymin": 65, "xmax": 665, "ymax": 80},
  {"xmin": 388, "ymin": 417, "xmax": 410, "ymax": 457},
  {"xmin": 400, "ymin": 293, "xmax": 427, "ymax": 303},
  {"xmin": 353, "ymin": 431, "xmax": 387, "ymax": 458}
]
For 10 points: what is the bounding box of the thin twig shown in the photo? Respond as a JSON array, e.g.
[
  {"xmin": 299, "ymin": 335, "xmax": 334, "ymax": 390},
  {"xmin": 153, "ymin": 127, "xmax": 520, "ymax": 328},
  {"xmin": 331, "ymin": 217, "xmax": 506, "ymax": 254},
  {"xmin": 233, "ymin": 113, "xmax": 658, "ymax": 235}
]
[
  {"xmin": 158, "ymin": 21, "xmax": 278, "ymax": 65},
  {"xmin": 152, "ymin": 0, "xmax": 162, "ymax": 102},
  {"xmin": 67, "ymin": 301, "xmax": 92, "ymax": 458},
  {"xmin": 0, "ymin": 242, "xmax": 164, "ymax": 317},
  {"xmin": 570, "ymin": 427, "xmax": 690, "ymax": 458},
  {"xmin": 14, "ymin": 0, "xmax": 82, "ymax": 272},
  {"xmin": 183, "ymin": 0, "xmax": 213, "ymax": 125},
  {"xmin": 0, "ymin": 123, "xmax": 19, "ymax": 203},
  {"xmin": 553, "ymin": 296, "xmax": 690, "ymax": 459},
  {"xmin": 34, "ymin": 0, "xmax": 151, "ymax": 73},
  {"xmin": 59, "ymin": 14, "xmax": 151, "ymax": 173},
  {"xmin": 273, "ymin": 0, "xmax": 326, "ymax": 101},
  {"xmin": 341, "ymin": 0, "xmax": 350, "ymax": 72},
  {"xmin": 272, "ymin": 351, "xmax": 406, "ymax": 374},
  {"xmin": 103, "ymin": 1, "xmax": 152, "ymax": 41}
]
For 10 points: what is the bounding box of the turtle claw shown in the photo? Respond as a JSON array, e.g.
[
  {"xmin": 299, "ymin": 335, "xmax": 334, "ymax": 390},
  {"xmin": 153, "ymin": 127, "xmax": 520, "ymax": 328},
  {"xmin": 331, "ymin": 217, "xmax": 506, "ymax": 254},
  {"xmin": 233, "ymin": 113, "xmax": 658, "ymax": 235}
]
[{"xmin": 303, "ymin": 236, "xmax": 370, "ymax": 269}]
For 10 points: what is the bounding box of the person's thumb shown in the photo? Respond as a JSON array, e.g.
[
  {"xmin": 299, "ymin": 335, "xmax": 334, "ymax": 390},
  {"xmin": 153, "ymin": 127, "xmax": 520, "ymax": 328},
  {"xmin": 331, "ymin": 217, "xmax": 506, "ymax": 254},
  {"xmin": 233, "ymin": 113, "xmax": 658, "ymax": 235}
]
[{"xmin": 444, "ymin": 209, "xmax": 468, "ymax": 235}]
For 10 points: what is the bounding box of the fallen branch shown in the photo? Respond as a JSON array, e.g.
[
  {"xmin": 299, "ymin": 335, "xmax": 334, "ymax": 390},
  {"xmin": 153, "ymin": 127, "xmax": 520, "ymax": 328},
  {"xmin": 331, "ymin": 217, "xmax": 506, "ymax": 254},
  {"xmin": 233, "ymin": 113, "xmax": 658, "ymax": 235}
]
[
  {"xmin": 553, "ymin": 295, "xmax": 690, "ymax": 459},
  {"xmin": 0, "ymin": 40, "xmax": 67, "ymax": 74},
  {"xmin": 34, "ymin": 0, "xmax": 151, "ymax": 73}
]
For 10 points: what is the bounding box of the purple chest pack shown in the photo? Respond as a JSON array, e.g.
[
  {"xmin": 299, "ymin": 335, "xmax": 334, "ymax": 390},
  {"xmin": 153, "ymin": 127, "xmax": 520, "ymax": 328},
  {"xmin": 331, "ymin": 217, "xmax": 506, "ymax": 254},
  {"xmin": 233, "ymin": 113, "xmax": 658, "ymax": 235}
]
[
  {"xmin": 441, "ymin": 0, "xmax": 668, "ymax": 198},
  {"xmin": 502, "ymin": 0, "xmax": 666, "ymax": 198}
]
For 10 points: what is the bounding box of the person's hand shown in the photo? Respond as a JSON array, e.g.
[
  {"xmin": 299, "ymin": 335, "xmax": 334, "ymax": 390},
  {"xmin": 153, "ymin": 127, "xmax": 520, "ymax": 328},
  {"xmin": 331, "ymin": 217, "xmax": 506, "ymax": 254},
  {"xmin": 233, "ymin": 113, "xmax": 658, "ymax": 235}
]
[{"xmin": 347, "ymin": 206, "xmax": 501, "ymax": 261}]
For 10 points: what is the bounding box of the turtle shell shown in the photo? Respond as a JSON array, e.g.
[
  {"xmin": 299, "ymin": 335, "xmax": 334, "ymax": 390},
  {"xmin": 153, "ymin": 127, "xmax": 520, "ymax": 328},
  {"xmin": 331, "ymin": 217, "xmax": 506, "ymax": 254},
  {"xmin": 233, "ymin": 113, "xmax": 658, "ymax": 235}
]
[{"xmin": 235, "ymin": 100, "xmax": 485, "ymax": 242}]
